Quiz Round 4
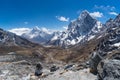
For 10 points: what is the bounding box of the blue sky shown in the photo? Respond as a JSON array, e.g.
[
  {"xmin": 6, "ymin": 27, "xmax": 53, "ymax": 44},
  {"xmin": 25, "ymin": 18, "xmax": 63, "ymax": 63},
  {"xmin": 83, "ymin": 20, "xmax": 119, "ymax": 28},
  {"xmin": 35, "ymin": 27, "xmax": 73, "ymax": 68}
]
[{"xmin": 0, "ymin": 0, "xmax": 119, "ymax": 30}]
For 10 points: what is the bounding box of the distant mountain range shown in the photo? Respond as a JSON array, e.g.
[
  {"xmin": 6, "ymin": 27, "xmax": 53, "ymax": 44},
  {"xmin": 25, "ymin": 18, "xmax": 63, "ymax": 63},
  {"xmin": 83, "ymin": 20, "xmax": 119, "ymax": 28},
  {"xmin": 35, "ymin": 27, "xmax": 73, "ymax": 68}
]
[
  {"xmin": 0, "ymin": 28, "xmax": 38, "ymax": 48},
  {"xmin": 8, "ymin": 10, "xmax": 120, "ymax": 48}
]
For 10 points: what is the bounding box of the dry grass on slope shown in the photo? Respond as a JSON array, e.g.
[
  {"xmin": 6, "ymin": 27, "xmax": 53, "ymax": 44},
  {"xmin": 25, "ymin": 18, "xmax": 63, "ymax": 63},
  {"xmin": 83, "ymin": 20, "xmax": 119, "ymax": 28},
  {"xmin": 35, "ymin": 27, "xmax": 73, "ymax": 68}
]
[
  {"xmin": 41, "ymin": 37, "xmax": 103, "ymax": 64},
  {"xmin": 0, "ymin": 35, "xmax": 104, "ymax": 64}
]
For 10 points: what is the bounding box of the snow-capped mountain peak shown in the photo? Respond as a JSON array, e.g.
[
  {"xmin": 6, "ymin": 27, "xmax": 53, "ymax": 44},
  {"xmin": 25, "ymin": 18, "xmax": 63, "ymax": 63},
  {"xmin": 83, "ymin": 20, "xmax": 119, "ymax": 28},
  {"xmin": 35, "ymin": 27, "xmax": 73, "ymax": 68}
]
[
  {"xmin": 9, "ymin": 27, "xmax": 56, "ymax": 45},
  {"xmin": 31, "ymin": 27, "xmax": 53, "ymax": 35},
  {"xmin": 32, "ymin": 26, "xmax": 41, "ymax": 31},
  {"xmin": 0, "ymin": 28, "xmax": 37, "ymax": 47},
  {"xmin": 8, "ymin": 28, "xmax": 31, "ymax": 36},
  {"xmin": 79, "ymin": 10, "xmax": 89, "ymax": 19},
  {"xmin": 49, "ymin": 10, "xmax": 104, "ymax": 48}
]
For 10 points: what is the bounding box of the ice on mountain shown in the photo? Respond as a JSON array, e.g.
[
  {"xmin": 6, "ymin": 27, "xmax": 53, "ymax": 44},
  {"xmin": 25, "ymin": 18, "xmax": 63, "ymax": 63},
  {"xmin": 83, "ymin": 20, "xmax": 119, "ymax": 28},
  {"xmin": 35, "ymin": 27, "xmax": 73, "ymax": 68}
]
[{"xmin": 113, "ymin": 42, "xmax": 120, "ymax": 47}]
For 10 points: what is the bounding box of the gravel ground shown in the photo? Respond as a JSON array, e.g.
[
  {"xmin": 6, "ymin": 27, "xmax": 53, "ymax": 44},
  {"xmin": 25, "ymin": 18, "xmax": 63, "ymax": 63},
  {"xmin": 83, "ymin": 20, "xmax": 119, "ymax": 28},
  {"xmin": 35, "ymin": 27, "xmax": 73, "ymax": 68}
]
[
  {"xmin": 0, "ymin": 62, "xmax": 97, "ymax": 80},
  {"xmin": 0, "ymin": 54, "xmax": 97, "ymax": 80}
]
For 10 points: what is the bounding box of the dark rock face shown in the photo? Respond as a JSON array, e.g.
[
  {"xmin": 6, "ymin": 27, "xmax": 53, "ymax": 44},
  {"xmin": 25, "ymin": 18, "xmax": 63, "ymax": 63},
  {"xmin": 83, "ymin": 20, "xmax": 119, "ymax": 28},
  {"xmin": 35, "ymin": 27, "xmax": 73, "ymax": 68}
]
[
  {"xmin": 98, "ymin": 27, "xmax": 120, "ymax": 53},
  {"xmin": 98, "ymin": 59, "xmax": 120, "ymax": 80},
  {"xmin": 97, "ymin": 53, "xmax": 120, "ymax": 80},
  {"xmin": 97, "ymin": 14, "xmax": 120, "ymax": 54},
  {"xmin": 111, "ymin": 53, "xmax": 120, "ymax": 60},
  {"xmin": 64, "ymin": 64, "xmax": 74, "ymax": 70},
  {"xmin": 89, "ymin": 52, "xmax": 102, "ymax": 75},
  {"xmin": 68, "ymin": 10, "xmax": 97, "ymax": 35}
]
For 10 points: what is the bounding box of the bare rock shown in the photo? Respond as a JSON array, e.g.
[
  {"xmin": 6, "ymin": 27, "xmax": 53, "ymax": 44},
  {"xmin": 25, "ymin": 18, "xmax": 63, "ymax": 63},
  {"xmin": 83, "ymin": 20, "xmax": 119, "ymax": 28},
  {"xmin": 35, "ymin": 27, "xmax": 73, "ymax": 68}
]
[{"xmin": 98, "ymin": 59, "xmax": 120, "ymax": 80}]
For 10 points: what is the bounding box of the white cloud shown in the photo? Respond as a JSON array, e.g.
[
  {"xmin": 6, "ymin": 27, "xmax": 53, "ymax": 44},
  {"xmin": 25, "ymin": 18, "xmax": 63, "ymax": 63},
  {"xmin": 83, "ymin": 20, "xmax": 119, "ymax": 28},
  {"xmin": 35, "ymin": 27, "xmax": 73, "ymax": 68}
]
[
  {"xmin": 56, "ymin": 16, "xmax": 69, "ymax": 22},
  {"xmin": 41, "ymin": 27, "xmax": 54, "ymax": 34},
  {"xmin": 109, "ymin": 12, "xmax": 118, "ymax": 16},
  {"xmin": 94, "ymin": 5, "xmax": 115, "ymax": 11},
  {"xmin": 90, "ymin": 12, "xmax": 103, "ymax": 18},
  {"xmin": 8, "ymin": 28, "xmax": 31, "ymax": 36}
]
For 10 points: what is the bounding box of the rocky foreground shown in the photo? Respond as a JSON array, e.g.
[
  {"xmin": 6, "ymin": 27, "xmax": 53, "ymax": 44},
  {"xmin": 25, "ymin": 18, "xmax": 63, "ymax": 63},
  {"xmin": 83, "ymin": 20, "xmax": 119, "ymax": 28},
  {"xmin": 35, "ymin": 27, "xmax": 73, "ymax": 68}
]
[
  {"xmin": 0, "ymin": 52, "xmax": 97, "ymax": 80},
  {"xmin": 0, "ymin": 62, "xmax": 97, "ymax": 80},
  {"xmin": 0, "ymin": 50, "xmax": 120, "ymax": 80}
]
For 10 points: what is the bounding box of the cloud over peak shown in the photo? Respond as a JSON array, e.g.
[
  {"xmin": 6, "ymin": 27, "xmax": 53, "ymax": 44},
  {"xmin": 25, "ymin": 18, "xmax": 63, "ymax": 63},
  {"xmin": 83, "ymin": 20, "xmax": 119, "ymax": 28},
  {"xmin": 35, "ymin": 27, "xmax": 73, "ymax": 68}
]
[
  {"xmin": 90, "ymin": 12, "xmax": 103, "ymax": 18},
  {"xmin": 56, "ymin": 16, "xmax": 69, "ymax": 22},
  {"xmin": 8, "ymin": 28, "xmax": 31, "ymax": 36}
]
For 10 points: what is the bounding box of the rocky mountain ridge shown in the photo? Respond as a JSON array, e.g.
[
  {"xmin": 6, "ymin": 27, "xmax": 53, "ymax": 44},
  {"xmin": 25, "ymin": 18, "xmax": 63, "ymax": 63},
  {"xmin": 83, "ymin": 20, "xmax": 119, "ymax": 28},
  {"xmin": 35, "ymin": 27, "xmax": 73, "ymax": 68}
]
[
  {"xmin": 89, "ymin": 14, "xmax": 120, "ymax": 80},
  {"xmin": 49, "ymin": 10, "xmax": 104, "ymax": 48}
]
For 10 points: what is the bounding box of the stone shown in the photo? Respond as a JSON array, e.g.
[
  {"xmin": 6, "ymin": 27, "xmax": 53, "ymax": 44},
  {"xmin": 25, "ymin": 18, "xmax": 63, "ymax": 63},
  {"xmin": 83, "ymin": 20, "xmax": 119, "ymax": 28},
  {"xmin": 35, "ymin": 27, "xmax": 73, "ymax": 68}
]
[
  {"xmin": 89, "ymin": 52, "xmax": 102, "ymax": 75},
  {"xmin": 35, "ymin": 63, "xmax": 43, "ymax": 76},
  {"xmin": 64, "ymin": 64, "xmax": 74, "ymax": 70},
  {"xmin": 97, "ymin": 59, "xmax": 120, "ymax": 80},
  {"xmin": 50, "ymin": 66, "xmax": 59, "ymax": 72}
]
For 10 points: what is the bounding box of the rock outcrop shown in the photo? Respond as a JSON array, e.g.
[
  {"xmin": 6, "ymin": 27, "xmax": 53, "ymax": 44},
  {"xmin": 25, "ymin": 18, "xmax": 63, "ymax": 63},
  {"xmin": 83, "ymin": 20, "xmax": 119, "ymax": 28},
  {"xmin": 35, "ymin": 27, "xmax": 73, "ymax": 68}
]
[
  {"xmin": 97, "ymin": 53, "xmax": 120, "ymax": 80},
  {"xmin": 89, "ymin": 14, "xmax": 120, "ymax": 80}
]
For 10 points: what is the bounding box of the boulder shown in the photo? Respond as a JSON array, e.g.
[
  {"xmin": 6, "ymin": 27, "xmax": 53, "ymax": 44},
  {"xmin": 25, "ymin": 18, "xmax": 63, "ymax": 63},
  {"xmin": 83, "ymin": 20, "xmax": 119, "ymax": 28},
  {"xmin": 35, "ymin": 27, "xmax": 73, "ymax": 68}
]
[
  {"xmin": 97, "ymin": 59, "xmax": 120, "ymax": 80},
  {"xmin": 64, "ymin": 64, "xmax": 74, "ymax": 70},
  {"xmin": 89, "ymin": 52, "xmax": 102, "ymax": 75},
  {"xmin": 50, "ymin": 66, "xmax": 59, "ymax": 72},
  {"xmin": 35, "ymin": 63, "xmax": 43, "ymax": 76}
]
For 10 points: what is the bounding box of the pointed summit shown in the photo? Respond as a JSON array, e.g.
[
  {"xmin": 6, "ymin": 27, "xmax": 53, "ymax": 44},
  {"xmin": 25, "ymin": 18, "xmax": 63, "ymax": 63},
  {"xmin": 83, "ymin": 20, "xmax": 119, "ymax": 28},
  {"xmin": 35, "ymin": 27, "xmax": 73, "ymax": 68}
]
[
  {"xmin": 105, "ymin": 18, "xmax": 113, "ymax": 27},
  {"xmin": 50, "ymin": 10, "xmax": 103, "ymax": 48},
  {"xmin": 114, "ymin": 13, "xmax": 120, "ymax": 22},
  {"xmin": 81, "ymin": 10, "xmax": 89, "ymax": 15},
  {"xmin": 33, "ymin": 26, "xmax": 40, "ymax": 31},
  {"xmin": 79, "ymin": 10, "xmax": 90, "ymax": 19}
]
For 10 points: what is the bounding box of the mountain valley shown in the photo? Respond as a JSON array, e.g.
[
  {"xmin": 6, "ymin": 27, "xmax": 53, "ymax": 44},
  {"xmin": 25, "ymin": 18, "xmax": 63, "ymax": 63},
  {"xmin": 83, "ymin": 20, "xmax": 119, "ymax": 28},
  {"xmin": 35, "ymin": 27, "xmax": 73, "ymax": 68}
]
[{"xmin": 0, "ymin": 11, "xmax": 120, "ymax": 80}]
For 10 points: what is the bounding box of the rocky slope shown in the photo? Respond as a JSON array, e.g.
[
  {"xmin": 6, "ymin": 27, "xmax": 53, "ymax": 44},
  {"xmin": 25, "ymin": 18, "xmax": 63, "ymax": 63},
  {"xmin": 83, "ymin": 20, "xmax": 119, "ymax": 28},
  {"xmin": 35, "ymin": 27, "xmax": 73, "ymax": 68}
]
[
  {"xmin": 89, "ymin": 14, "xmax": 120, "ymax": 80},
  {"xmin": 97, "ymin": 53, "xmax": 120, "ymax": 80}
]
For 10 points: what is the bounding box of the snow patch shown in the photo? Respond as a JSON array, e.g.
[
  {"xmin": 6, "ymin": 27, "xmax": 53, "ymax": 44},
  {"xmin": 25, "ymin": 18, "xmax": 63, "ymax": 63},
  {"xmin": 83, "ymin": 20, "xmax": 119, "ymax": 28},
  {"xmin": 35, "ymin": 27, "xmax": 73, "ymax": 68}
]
[
  {"xmin": 88, "ymin": 35, "xmax": 95, "ymax": 41},
  {"xmin": 113, "ymin": 42, "xmax": 120, "ymax": 47}
]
